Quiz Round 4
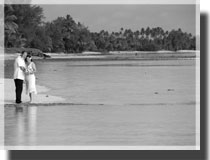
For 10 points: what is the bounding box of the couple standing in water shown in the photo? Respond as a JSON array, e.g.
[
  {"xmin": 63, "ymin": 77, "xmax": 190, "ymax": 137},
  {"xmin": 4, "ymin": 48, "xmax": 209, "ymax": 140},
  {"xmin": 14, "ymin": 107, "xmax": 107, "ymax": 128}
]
[{"xmin": 14, "ymin": 51, "xmax": 37, "ymax": 104}]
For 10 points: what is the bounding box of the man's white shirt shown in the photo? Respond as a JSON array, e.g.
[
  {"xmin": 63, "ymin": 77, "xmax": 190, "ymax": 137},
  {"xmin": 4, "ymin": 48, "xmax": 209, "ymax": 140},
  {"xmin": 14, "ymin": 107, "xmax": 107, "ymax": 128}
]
[{"xmin": 14, "ymin": 55, "xmax": 26, "ymax": 80}]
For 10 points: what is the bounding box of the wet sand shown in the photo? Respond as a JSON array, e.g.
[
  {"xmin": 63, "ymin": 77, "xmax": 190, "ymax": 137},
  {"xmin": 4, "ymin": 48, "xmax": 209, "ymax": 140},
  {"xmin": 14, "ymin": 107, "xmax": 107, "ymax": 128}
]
[{"xmin": 3, "ymin": 79, "xmax": 65, "ymax": 106}]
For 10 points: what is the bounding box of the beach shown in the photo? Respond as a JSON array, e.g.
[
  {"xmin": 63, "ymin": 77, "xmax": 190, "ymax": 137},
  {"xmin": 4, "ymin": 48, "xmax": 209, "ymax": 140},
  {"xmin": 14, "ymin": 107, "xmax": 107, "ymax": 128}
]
[
  {"xmin": 3, "ymin": 79, "xmax": 65, "ymax": 106},
  {"xmin": 4, "ymin": 56, "xmax": 198, "ymax": 147}
]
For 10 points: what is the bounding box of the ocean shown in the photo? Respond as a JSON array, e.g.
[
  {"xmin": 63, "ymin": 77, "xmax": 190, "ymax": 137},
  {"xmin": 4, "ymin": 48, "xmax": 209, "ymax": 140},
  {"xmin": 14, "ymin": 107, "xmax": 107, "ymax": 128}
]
[{"xmin": 4, "ymin": 58, "xmax": 197, "ymax": 146}]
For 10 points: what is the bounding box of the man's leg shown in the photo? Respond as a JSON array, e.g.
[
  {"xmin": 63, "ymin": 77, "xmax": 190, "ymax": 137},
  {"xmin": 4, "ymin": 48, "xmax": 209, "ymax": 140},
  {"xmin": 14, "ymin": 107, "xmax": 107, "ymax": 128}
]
[
  {"xmin": 14, "ymin": 79, "xmax": 23, "ymax": 103},
  {"xmin": 14, "ymin": 79, "xmax": 18, "ymax": 103}
]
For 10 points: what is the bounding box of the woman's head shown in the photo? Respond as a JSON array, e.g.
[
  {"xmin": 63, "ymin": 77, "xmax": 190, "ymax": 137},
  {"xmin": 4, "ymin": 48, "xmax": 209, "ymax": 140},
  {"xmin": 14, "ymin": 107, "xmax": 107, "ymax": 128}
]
[{"xmin": 25, "ymin": 55, "xmax": 33, "ymax": 63}]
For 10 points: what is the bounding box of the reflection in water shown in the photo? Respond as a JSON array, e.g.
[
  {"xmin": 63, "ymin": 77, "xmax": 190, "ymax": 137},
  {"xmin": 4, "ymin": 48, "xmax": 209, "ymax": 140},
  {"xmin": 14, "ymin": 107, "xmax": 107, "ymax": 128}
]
[
  {"xmin": 27, "ymin": 106, "xmax": 37, "ymax": 145},
  {"xmin": 15, "ymin": 106, "xmax": 24, "ymax": 145},
  {"xmin": 6, "ymin": 104, "xmax": 195, "ymax": 146},
  {"xmin": 14, "ymin": 106, "xmax": 37, "ymax": 145}
]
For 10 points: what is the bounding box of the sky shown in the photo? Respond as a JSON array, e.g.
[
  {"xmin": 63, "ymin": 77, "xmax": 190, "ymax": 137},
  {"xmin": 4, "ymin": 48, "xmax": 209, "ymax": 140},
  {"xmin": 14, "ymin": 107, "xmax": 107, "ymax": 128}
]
[{"xmin": 39, "ymin": 4, "xmax": 196, "ymax": 35}]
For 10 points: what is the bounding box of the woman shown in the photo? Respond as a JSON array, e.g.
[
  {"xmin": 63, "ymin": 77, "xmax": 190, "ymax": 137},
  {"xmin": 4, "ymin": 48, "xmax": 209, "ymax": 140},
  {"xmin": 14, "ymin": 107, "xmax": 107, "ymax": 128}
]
[{"xmin": 25, "ymin": 55, "xmax": 37, "ymax": 103}]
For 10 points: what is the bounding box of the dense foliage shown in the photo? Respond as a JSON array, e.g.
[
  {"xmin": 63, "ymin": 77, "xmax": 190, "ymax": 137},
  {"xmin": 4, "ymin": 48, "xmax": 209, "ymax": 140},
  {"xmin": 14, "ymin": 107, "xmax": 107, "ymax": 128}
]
[{"xmin": 5, "ymin": 4, "xmax": 196, "ymax": 53}]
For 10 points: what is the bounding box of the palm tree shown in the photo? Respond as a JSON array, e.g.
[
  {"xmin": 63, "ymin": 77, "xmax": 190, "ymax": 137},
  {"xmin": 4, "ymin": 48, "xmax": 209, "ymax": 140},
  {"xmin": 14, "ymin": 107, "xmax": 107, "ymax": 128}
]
[
  {"xmin": 120, "ymin": 27, "xmax": 124, "ymax": 36},
  {"xmin": 178, "ymin": 28, "xmax": 182, "ymax": 32},
  {"xmin": 140, "ymin": 28, "xmax": 145, "ymax": 38},
  {"xmin": 145, "ymin": 27, "xmax": 150, "ymax": 39},
  {"xmin": 150, "ymin": 28, "xmax": 155, "ymax": 39}
]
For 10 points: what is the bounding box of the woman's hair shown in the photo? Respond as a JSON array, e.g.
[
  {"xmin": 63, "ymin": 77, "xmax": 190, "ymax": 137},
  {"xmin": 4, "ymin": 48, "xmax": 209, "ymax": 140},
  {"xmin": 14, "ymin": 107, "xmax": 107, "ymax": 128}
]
[
  {"xmin": 21, "ymin": 50, "xmax": 27, "ymax": 55},
  {"xmin": 25, "ymin": 54, "xmax": 33, "ymax": 62}
]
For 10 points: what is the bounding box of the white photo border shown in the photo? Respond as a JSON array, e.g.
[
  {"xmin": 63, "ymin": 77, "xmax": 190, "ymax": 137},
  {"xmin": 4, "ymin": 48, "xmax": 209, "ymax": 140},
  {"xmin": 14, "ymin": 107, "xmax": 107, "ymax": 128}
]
[{"xmin": 2, "ymin": 0, "xmax": 200, "ymax": 150}]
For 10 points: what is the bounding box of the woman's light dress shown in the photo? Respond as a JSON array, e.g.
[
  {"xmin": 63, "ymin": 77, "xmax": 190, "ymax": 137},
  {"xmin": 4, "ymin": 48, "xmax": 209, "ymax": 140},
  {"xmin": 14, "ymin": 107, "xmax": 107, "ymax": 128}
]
[{"xmin": 25, "ymin": 62, "xmax": 37, "ymax": 94}]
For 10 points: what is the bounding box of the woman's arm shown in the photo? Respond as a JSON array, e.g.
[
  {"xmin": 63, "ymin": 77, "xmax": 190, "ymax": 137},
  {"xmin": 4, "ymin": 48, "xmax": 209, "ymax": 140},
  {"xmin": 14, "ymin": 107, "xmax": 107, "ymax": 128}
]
[{"xmin": 31, "ymin": 62, "xmax": 37, "ymax": 73}]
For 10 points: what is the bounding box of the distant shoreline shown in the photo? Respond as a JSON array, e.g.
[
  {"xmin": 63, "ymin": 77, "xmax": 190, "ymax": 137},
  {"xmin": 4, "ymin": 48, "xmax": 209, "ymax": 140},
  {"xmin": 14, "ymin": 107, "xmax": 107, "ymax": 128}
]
[{"xmin": 3, "ymin": 50, "xmax": 200, "ymax": 60}]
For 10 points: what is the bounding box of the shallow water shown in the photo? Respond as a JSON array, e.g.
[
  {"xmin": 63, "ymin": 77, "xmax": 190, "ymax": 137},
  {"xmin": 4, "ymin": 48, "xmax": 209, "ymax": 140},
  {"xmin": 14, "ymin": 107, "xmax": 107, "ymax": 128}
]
[
  {"xmin": 5, "ymin": 104, "xmax": 195, "ymax": 146},
  {"xmin": 4, "ymin": 59, "xmax": 196, "ymax": 146}
]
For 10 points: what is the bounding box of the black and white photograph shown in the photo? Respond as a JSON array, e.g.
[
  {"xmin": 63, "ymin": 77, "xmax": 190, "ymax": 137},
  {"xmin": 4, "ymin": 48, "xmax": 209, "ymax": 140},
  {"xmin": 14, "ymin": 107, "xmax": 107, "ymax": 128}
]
[{"xmin": 2, "ymin": 0, "xmax": 200, "ymax": 150}]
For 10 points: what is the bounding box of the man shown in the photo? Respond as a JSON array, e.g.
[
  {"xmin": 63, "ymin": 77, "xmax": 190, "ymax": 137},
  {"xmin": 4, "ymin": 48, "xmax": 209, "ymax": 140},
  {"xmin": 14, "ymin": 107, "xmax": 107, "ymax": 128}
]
[{"xmin": 14, "ymin": 51, "xmax": 27, "ymax": 103}]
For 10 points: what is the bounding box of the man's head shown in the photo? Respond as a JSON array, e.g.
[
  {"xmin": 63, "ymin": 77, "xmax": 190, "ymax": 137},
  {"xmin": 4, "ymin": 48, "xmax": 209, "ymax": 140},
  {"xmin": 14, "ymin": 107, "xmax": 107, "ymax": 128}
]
[{"xmin": 21, "ymin": 51, "xmax": 27, "ymax": 59}]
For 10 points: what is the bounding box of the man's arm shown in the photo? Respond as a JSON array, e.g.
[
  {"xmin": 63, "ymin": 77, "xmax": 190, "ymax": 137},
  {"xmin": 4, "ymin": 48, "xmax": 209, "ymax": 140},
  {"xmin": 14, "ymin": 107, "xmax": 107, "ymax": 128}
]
[
  {"xmin": 15, "ymin": 57, "xmax": 26, "ymax": 72},
  {"xmin": 14, "ymin": 58, "xmax": 18, "ymax": 71}
]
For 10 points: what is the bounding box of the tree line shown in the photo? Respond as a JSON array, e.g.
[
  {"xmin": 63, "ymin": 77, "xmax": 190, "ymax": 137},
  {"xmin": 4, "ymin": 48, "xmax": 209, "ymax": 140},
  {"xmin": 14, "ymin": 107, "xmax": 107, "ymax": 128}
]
[{"xmin": 5, "ymin": 4, "xmax": 196, "ymax": 53}]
